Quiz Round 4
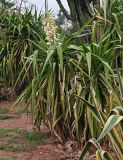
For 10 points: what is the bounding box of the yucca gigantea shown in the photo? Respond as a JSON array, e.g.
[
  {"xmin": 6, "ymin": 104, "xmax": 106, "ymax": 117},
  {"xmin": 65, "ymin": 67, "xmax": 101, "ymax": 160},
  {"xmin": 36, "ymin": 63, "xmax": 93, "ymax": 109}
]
[
  {"xmin": 79, "ymin": 100, "xmax": 123, "ymax": 160},
  {"xmin": 79, "ymin": 48, "xmax": 123, "ymax": 159},
  {"xmin": 0, "ymin": 9, "xmax": 44, "ymax": 93},
  {"xmin": 15, "ymin": 14, "xmax": 123, "ymax": 144},
  {"xmin": 12, "ymin": 6, "xmax": 123, "ymax": 146},
  {"xmin": 69, "ymin": 17, "xmax": 123, "ymax": 142},
  {"xmin": 15, "ymin": 14, "xmax": 97, "ymax": 141}
]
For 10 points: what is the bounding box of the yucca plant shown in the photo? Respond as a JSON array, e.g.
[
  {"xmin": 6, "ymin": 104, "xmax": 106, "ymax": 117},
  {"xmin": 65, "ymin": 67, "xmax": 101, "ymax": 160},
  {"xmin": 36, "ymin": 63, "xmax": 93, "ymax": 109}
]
[
  {"xmin": 69, "ymin": 20, "xmax": 123, "ymax": 142},
  {"xmin": 79, "ymin": 55, "xmax": 123, "ymax": 159},
  {"xmin": 15, "ymin": 14, "xmax": 123, "ymax": 144},
  {"xmin": 79, "ymin": 99, "xmax": 123, "ymax": 160},
  {"xmin": 78, "ymin": 33, "xmax": 123, "ymax": 158},
  {"xmin": 0, "ymin": 9, "xmax": 44, "ymax": 93},
  {"xmin": 11, "ymin": 8, "xmax": 123, "ymax": 147},
  {"xmin": 72, "ymin": 0, "xmax": 123, "ymax": 140},
  {"xmin": 15, "ymin": 14, "xmax": 96, "ymax": 141}
]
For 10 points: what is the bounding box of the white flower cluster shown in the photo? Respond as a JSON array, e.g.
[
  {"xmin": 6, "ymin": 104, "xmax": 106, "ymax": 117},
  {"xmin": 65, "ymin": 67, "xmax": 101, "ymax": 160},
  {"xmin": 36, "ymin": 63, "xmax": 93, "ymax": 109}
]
[{"xmin": 43, "ymin": 12, "xmax": 57, "ymax": 46}]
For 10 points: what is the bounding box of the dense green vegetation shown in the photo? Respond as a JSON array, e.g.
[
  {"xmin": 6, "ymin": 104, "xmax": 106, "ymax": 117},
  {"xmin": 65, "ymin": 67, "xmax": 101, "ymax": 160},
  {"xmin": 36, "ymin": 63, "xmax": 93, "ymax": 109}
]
[{"xmin": 0, "ymin": 0, "xmax": 123, "ymax": 159}]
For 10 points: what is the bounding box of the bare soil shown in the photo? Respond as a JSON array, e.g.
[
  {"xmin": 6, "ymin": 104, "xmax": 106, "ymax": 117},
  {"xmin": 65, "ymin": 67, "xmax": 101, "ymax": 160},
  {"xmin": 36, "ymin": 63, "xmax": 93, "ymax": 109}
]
[{"xmin": 0, "ymin": 101, "xmax": 79, "ymax": 160}]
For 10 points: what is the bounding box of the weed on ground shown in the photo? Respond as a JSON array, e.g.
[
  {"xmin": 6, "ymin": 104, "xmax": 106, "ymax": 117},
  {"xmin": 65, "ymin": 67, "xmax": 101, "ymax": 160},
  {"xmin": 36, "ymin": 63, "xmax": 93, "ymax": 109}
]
[{"xmin": 0, "ymin": 128, "xmax": 49, "ymax": 152}]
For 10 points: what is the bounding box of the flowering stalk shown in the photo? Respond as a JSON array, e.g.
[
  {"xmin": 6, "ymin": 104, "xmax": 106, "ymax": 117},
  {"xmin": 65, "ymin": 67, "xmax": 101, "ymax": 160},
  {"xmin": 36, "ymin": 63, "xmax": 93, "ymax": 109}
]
[{"xmin": 43, "ymin": 12, "xmax": 57, "ymax": 46}]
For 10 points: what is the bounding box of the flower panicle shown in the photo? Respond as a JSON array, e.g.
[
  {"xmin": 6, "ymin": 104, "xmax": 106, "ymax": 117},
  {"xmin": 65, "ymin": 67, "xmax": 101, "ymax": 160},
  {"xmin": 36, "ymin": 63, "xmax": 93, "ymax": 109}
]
[{"xmin": 43, "ymin": 12, "xmax": 58, "ymax": 46}]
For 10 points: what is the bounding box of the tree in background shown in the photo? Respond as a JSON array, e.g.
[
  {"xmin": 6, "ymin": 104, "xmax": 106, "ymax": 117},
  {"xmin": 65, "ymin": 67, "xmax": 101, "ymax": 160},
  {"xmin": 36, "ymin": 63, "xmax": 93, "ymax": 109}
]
[{"xmin": 56, "ymin": 0, "xmax": 101, "ymax": 29}]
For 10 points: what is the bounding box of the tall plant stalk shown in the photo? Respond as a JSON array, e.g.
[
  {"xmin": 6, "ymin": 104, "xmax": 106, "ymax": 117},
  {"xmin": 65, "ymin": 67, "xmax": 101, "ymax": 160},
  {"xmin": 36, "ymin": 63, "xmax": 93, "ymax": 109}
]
[{"xmin": 45, "ymin": 0, "xmax": 48, "ymax": 14}]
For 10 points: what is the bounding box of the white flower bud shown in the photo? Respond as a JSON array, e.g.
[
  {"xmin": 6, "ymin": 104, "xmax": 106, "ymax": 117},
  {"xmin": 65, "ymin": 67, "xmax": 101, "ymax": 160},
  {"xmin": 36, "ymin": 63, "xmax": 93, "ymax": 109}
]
[{"xmin": 47, "ymin": 42, "xmax": 52, "ymax": 46}]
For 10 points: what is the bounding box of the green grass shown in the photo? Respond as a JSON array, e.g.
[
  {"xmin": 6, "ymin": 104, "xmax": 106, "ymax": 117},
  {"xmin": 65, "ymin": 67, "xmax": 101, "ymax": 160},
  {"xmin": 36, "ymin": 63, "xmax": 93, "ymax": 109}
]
[
  {"xmin": 0, "ymin": 108, "xmax": 9, "ymax": 114},
  {"xmin": 0, "ymin": 158, "xmax": 16, "ymax": 160},
  {"xmin": 0, "ymin": 128, "xmax": 49, "ymax": 152},
  {"xmin": 0, "ymin": 108, "xmax": 11, "ymax": 120},
  {"xmin": 0, "ymin": 115, "xmax": 14, "ymax": 120},
  {"xmin": 0, "ymin": 107, "xmax": 21, "ymax": 120},
  {"xmin": 0, "ymin": 107, "xmax": 24, "ymax": 116},
  {"xmin": 22, "ymin": 130, "xmax": 47, "ymax": 146},
  {"xmin": 0, "ymin": 144, "xmax": 23, "ymax": 152}
]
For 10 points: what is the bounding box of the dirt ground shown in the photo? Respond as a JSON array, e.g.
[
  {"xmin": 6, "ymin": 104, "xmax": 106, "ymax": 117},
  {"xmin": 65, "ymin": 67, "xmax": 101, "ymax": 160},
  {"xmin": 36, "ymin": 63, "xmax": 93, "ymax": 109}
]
[{"xmin": 0, "ymin": 101, "xmax": 79, "ymax": 160}]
